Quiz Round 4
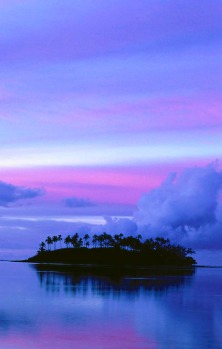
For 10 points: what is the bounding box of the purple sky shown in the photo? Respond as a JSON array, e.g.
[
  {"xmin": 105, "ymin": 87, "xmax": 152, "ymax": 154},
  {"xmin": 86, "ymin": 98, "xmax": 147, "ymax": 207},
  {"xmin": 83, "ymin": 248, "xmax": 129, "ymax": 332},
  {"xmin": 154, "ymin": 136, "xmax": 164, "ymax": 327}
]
[{"xmin": 0, "ymin": 1, "xmax": 222, "ymax": 262}]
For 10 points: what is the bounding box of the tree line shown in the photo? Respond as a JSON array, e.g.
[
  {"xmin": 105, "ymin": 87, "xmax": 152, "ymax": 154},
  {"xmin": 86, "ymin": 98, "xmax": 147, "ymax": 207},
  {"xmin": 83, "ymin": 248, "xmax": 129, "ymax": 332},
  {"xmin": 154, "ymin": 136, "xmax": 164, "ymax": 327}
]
[{"xmin": 38, "ymin": 233, "xmax": 195, "ymax": 262}]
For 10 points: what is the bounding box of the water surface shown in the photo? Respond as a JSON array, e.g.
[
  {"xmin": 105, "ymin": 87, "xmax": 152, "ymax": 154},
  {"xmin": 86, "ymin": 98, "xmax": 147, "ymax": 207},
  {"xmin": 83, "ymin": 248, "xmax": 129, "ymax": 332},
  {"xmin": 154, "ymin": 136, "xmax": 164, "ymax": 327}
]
[{"xmin": 0, "ymin": 262, "xmax": 221, "ymax": 348}]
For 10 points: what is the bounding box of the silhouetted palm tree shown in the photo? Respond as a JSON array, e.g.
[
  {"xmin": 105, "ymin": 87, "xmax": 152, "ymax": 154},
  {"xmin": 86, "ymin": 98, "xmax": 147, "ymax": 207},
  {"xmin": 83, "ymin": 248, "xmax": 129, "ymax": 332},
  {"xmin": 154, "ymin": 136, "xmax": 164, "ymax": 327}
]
[
  {"xmin": 97, "ymin": 234, "xmax": 104, "ymax": 248},
  {"xmin": 113, "ymin": 233, "xmax": 124, "ymax": 248},
  {"xmin": 52, "ymin": 235, "xmax": 58, "ymax": 250},
  {"xmin": 71, "ymin": 233, "xmax": 80, "ymax": 248},
  {"xmin": 45, "ymin": 236, "xmax": 53, "ymax": 250},
  {"xmin": 57, "ymin": 234, "xmax": 63, "ymax": 248},
  {"xmin": 92, "ymin": 234, "xmax": 98, "ymax": 248},
  {"xmin": 99, "ymin": 232, "xmax": 114, "ymax": 248},
  {"xmin": 83, "ymin": 234, "xmax": 90, "ymax": 247},
  {"xmin": 76, "ymin": 237, "xmax": 83, "ymax": 248},
  {"xmin": 64, "ymin": 235, "xmax": 72, "ymax": 248},
  {"xmin": 38, "ymin": 241, "xmax": 46, "ymax": 253}
]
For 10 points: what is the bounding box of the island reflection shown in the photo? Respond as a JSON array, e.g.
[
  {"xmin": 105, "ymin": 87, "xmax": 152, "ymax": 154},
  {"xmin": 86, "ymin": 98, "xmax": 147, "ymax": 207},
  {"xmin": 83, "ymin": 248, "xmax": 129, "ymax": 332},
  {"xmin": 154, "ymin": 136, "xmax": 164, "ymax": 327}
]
[{"xmin": 31, "ymin": 264, "xmax": 195, "ymax": 297}]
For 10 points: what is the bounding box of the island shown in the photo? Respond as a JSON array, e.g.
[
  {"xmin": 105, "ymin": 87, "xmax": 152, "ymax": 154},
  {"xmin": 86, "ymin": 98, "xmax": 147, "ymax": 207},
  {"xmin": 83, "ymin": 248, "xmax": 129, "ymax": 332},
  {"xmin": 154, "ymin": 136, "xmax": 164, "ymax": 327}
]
[{"xmin": 26, "ymin": 233, "xmax": 196, "ymax": 266}]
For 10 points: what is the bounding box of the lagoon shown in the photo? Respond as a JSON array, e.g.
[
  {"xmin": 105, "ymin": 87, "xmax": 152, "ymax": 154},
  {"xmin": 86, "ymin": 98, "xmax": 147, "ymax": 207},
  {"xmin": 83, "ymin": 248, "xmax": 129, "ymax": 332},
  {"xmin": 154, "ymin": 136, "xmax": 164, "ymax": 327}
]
[{"xmin": 0, "ymin": 262, "xmax": 221, "ymax": 348}]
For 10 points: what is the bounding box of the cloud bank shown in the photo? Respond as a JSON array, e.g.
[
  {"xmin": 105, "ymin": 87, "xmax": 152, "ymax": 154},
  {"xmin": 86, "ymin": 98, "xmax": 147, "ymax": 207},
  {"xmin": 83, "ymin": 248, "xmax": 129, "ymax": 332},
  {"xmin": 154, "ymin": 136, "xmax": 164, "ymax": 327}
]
[{"xmin": 0, "ymin": 181, "xmax": 43, "ymax": 207}]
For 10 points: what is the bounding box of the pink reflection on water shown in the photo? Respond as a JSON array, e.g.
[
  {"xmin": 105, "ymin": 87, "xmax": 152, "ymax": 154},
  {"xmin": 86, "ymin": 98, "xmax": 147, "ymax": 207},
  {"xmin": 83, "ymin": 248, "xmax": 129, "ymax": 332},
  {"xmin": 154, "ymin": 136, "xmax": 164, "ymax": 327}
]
[{"xmin": 0, "ymin": 324, "xmax": 157, "ymax": 349}]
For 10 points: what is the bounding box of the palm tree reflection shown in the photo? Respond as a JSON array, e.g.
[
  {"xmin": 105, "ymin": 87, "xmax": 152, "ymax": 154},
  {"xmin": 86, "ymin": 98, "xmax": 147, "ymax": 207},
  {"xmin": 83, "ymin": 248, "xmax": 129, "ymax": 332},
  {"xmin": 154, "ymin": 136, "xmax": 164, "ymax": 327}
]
[{"xmin": 31, "ymin": 264, "xmax": 195, "ymax": 298}]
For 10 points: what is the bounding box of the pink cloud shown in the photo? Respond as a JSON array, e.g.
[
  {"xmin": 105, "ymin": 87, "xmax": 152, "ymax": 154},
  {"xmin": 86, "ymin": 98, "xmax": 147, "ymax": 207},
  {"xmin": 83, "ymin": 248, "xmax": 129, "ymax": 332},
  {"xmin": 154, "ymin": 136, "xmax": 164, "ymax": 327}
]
[{"xmin": 49, "ymin": 92, "xmax": 222, "ymax": 134}]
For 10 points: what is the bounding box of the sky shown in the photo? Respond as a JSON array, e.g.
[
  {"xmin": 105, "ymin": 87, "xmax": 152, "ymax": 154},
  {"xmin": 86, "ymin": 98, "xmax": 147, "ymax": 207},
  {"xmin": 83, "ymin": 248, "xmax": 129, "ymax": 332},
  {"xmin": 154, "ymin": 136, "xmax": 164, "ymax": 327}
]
[{"xmin": 0, "ymin": 0, "xmax": 222, "ymax": 263}]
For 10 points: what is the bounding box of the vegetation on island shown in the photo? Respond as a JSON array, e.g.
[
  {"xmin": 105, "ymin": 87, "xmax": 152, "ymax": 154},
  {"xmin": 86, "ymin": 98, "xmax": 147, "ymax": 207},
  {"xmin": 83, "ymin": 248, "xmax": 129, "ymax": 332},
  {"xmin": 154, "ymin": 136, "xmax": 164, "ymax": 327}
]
[{"xmin": 27, "ymin": 232, "xmax": 196, "ymax": 266}]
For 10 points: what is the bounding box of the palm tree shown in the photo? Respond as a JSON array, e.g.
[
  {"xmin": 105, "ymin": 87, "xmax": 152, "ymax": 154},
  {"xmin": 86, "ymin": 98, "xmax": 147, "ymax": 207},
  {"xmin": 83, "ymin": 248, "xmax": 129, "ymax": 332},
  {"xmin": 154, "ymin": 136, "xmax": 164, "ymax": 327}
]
[
  {"xmin": 45, "ymin": 236, "xmax": 53, "ymax": 250},
  {"xmin": 155, "ymin": 237, "xmax": 170, "ymax": 247},
  {"xmin": 38, "ymin": 241, "xmax": 46, "ymax": 253},
  {"xmin": 121, "ymin": 236, "xmax": 141, "ymax": 251},
  {"xmin": 83, "ymin": 234, "xmax": 90, "ymax": 247},
  {"xmin": 97, "ymin": 234, "xmax": 104, "ymax": 248},
  {"xmin": 100, "ymin": 232, "xmax": 113, "ymax": 248},
  {"xmin": 137, "ymin": 234, "xmax": 142, "ymax": 241},
  {"xmin": 64, "ymin": 235, "xmax": 72, "ymax": 248},
  {"xmin": 113, "ymin": 233, "xmax": 124, "ymax": 248},
  {"xmin": 92, "ymin": 234, "xmax": 98, "ymax": 248},
  {"xmin": 76, "ymin": 237, "xmax": 83, "ymax": 248},
  {"xmin": 57, "ymin": 234, "xmax": 63, "ymax": 248},
  {"xmin": 52, "ymin": 235, "xmax": 58, "ymax": 250},
  {"xmin": 71, "ymin": 233, "xmax": 80, "ymax": 248}
]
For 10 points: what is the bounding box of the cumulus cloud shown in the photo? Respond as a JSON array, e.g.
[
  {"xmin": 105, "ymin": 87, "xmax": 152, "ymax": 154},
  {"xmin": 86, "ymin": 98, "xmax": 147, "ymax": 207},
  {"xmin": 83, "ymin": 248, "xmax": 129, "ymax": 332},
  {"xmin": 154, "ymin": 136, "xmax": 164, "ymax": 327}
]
[
  {"xmin": 134, "ymin": 162, "xmax": 222, "ymax": 249},
  {"xmin": 0, "ymin": 181, "xmax": 43, "ymax": 207},
  {"xmin": 135, "ymin": 162, "xmax": 222, "ymax": 229},
  {"xmin": 92, "ymin": 216, "xmax": 137, "ymax": 236},
  {"xmin": 65, "ymin": 196, "xmax": 95, "ymax": 208}
]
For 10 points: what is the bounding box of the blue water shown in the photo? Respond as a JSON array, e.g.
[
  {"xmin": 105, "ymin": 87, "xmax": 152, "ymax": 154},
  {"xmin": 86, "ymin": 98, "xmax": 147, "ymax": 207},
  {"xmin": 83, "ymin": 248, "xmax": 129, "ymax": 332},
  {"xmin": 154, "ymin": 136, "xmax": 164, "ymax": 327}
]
[{"xmin": 0, "ymin": 262, "xmax": 221, "ymax": 348}]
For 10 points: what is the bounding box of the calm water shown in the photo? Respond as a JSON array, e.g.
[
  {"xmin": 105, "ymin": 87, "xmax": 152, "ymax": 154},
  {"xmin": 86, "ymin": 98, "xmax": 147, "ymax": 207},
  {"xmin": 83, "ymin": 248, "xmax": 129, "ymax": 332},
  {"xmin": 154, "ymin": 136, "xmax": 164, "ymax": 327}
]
[{"xmin": 0, "ymin": 263, "xmax": 221, "ymax": 349}]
